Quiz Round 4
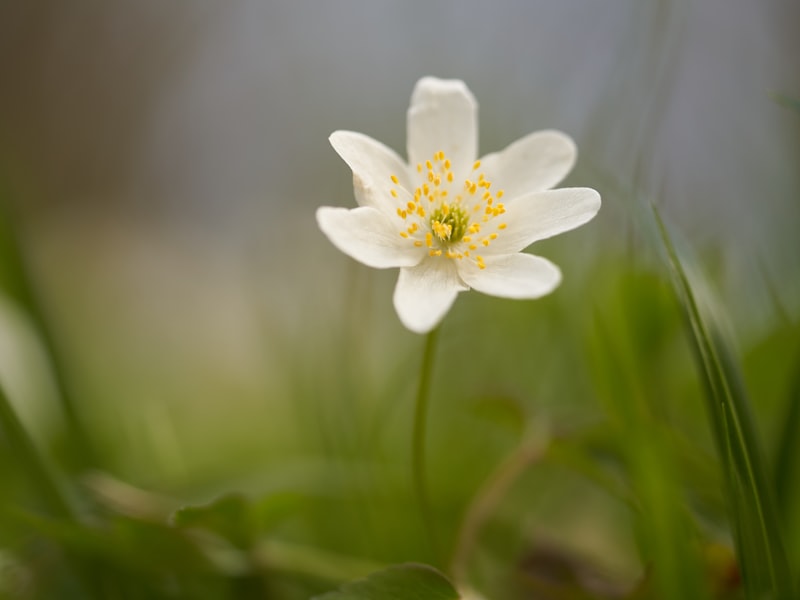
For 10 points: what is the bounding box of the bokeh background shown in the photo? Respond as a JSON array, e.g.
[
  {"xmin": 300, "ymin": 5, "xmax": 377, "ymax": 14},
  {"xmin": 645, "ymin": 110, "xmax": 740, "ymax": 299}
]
[{"xmin": 0, "ymin": 1, "xmax": 799, "ymax": 596}]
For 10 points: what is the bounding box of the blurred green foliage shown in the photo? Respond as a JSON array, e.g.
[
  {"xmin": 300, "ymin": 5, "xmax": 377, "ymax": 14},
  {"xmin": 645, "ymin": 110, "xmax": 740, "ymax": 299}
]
[{"xmin": 1, "ymin": 182, "xmax": 798, "ymax": 600}]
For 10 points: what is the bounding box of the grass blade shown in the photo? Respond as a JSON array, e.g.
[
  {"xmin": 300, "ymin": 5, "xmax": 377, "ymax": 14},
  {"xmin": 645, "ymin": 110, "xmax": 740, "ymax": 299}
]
[
  {"xmin": 0, "ymin": 188, "xmax": 94, "ymax": 468},
  {"xmin": 653, "ymin": 206, "xmax": 794, "ymax": 599}
]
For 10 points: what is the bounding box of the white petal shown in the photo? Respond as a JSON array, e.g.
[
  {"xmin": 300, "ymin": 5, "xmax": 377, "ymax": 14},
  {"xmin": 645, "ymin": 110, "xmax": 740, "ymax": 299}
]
[
  {"xmin": 316, "ymin": 206, "xmax": 424, "ymax": 268},
  {"xmin": 393, "ymin": 258, "xmax": 468, "ymax": 334},
  {"xmin": 459, "ymin": 253, "xmax": 562, "ymax": 299},
  {"xmin": 487, "ymin": 188, "xmax": 601, "ymax": 254},
  {"xmin": 329, "ymin": 131, "xmax": 411, "ymax": 214},
  {"xmin": 407, "ymin": 77, "xmax": 477, "ymax": 177},
  {"xmin": 479, "ymin": 130, "xmax": 576, "ymax": 198}
]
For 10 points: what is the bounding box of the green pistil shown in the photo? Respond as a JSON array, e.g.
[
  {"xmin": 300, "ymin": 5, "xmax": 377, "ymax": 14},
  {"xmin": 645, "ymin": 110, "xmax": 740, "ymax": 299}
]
[{"xmin": 430, "ymin": 205, "xmax": 468, "ymax": 243}]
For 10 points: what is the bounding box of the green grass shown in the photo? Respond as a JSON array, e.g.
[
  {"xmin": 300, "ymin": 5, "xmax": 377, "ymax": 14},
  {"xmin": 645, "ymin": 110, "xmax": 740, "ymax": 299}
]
[{"xmin": 1, "ymin": 189, "xmax": 798, "ymax": 599}]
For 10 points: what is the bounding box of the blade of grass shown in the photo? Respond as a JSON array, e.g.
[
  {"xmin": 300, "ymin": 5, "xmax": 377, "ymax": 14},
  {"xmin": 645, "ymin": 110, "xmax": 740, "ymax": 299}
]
[
  {"xmin": 0, "ymin": 380, "xmax": 76, "ymax": 520},
  {"xmin": 773, "ymin": 346, "xmax": 800, "ymax": 574},
  {"xmin": 653, "ymin": 206, "xmax": 794, "ymax": 599},
  {"xmin": 590, "ymin": 309, "xmax": 707, "ymax": 600},
  {"xmin": 0, "ymin": 189, "xmax": 93, "ymax": 468}
]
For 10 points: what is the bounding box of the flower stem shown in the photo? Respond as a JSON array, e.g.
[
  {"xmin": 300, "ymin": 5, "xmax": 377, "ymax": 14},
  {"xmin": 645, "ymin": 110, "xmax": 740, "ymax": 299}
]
[{"xmin": 413, "ymin": 326, "xmax": 440, "ymax": 559}]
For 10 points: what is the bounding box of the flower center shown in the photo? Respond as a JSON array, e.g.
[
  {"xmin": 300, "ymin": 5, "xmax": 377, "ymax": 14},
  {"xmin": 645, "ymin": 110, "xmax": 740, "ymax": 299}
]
[
  {"xmin": 389, "ymin": 150, "xmax": 507, "ymax": 270},
  {"xmin": 430, "ymin": 204, "xmax": 468, "ymax": 243}
]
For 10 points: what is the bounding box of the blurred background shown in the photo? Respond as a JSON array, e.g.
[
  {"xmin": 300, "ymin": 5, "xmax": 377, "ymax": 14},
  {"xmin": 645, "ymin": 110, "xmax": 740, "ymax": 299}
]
[{"xmin": 0, "ymin": 1, "xmax": 799, "ymax": 597}]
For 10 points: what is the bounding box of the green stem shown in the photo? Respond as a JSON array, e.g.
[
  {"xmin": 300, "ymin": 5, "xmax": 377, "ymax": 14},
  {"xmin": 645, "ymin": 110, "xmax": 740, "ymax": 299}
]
[
  {"xmin": 412, "ymin": 326, "xmax": 440, "ymax": 558},
  {"xmin": 0, "ymin": 380, "xmax": 76, "ymax": 520}
]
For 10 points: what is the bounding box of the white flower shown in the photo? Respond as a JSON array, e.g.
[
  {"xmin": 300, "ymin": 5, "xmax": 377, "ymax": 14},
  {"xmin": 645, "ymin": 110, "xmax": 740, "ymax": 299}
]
[{"xmin": 317, "ymin": 77, "xmax": 601, "ymax": 334}]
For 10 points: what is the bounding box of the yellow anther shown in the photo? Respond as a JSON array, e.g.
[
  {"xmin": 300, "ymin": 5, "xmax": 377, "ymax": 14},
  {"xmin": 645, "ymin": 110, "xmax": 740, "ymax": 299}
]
[
  {"xmin": 414, "ymin": 240, "xmax": 423, "ymax": 247},
  {"xmin": 497, "ymin": 190, "xmax": 504, "ymax": 198},
  {"xmin": 436, "ymin": 151, "xmax": 444, "ymax": 161},
  {"xmin": 425, "ymin": 232, "xmax": 433, "ymax": 247},
  {"xmin": 417, "ymin": 206, "xmax": 426, "ymax": 217},
  {"xmin": 400, "ymin": 232, "xmax": 408, "ymax": 238},
  {"xmin": 469, "ymin": 244, "xmax": 477, "ymax": 250},
  {"xmin": 447, "ymin": 172, "xmax": 454, "ymax": 182},
  {"xmin": 428, "ymin": 171, "xmax": 434, "ymax": 182},
  {"xmin": 432, "ymin": 220, "xmax": 452, "ymax": 240},
  {"xmin": 498, "ymin": 223, "xmax": 507, "ymax": 230},
  {"xmin": 444, "ymin": 159, "xmax": 451, "ymax": 169},
  {"xmin": 434, "ymin": 175, "xmax": 441, "ymax": 186},
  {"xmin": 470, "ymin": 183, "xmax": 477, "ymax": 194},
  {"xmin": 483, "ymin": 191, "xmax": 491, "ymax": 200},
  {"xmin": 468, "ymin": 223, "xmax": 481, "ymax": 233},
  {"xmin": 429, "ymin": 249, "xmax": 442, "ymax": 257},
  {"xmin": 423, "ymin": 183, "xmax": 430, "ymax": 195},
  {"xmin": 446, "ymin": 250, "xmax": 458, "ymax": 259},
  {"xmin": 462, "ymin": 236, "xmax": 472, "ymax": 243},
  {"xmin": 482, "ymin": 239, "xmax": 490, "ymax": 247},
  {"xmin": 407, "ymin": 201, "xmax": 416, "ymax": 211},
  {"xmin": 417, "ymin": 163, "xmax": 423, "ymax": 172},
  {"xmin": 391, "ymin": 189, "xmax": 398, "ymax": 198},
  {"xmin": 473, "ymin": 160, "xmax": 481, "ymax": 170},
  {"xmin": 426, "ymin": 160, "xmax": 432, "ymax": 169},
  {"xmin": 490, "ymin": 233, "xmax": 498, "ymax": 240},
  {"xmin": 391, "ymin": 174, "xmax": 399, "ymax": 184}
]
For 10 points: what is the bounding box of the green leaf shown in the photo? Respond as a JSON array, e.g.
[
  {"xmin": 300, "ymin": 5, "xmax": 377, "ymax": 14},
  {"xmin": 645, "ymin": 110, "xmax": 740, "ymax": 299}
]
[
  {"xmin": 653, "ymin": 207, "xmax": 795, "ymax": 599},
  {"xmin": 312, "ymin": 563, "xmax": 460, "ymax": 600}
]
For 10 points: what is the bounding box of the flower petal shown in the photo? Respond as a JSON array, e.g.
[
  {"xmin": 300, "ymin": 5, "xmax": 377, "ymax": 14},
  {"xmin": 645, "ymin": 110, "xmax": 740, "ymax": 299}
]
[
  {"xmin": 479, "ymin": 130, "xmax": 576, "ymax": 198},
  {"xmin": 329, "ymin": 130, "xmax": 412, "ymax": 214},
  {"xmin": 316, "ymin": 206, "xmax": 424, "ymax": 268},
  {"xmin": 459, "ymin": 252, "xmax": 562, "ymax": 299},
  {"xmin": 487, "ymin": 187, "xmax": 601, "ymax": 255},
  {"xmin": 393, "ymin": 258, "xmax": 468, "ymax": 334},
  {"xmin": 407, "ymin": 77, "xmax": 477, "ymax": 177}
]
